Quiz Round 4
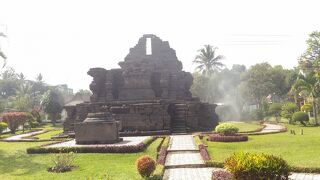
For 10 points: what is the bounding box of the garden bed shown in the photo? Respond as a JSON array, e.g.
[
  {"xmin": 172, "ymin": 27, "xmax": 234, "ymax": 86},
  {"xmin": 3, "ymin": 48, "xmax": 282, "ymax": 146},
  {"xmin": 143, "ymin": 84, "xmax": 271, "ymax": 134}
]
[{"xmin": 208, "ymin": 134, "xmax": 248, "ymax": 142}]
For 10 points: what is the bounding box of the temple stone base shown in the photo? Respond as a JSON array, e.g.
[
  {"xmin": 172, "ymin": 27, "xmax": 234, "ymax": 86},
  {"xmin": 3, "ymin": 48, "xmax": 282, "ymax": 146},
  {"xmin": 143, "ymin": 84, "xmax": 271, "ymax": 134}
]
[{"xmin": 75, "ymin": 112, "xmax": 122, "ymax": 144}]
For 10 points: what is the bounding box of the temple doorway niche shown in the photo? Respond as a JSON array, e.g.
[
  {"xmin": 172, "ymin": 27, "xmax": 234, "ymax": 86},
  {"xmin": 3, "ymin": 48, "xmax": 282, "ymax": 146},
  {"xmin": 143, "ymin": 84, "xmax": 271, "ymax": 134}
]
[{"xmin": 151, "ymin": 72, "xmax": 162, "ymax": 98}]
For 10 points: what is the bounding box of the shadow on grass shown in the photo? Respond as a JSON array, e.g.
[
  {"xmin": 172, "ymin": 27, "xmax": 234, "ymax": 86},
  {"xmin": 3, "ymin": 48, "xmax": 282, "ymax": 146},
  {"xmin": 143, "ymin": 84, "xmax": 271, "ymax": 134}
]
[{"xmin": 0, "ymin": 149, "xmax": 47, "ymax": 176}]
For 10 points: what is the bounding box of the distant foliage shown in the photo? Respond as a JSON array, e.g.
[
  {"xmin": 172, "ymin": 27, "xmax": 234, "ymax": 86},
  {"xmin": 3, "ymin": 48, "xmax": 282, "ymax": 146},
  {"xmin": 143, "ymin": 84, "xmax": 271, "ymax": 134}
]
[
  {"xmin": 301, "ymin": 103, "xmax": 312, "ymax": 112},
  {"xmin": 224, "ymin": 152, "xmax": 290, "ymax": 180},
  {"xmin": 281, "ymin": 102, "xmax": 298, "ymax": 124},
  {"xmin": 249, "ymin": 109, "xmax": 264, "ymax": 121},
  {"xmin": 0, "ymin": 122, "xmax": 8, "ymax": 134},
  {"xmin": 41, "ymin": 90, "xmax": 63, "ymax": 126},
  {"xmin": 135, "ymin": 155, "xmax": 156, "ymax": 178},
  {"xmin": 212, "ymin": 169, "xmax": 234, "ymax": 180},
  {"xmin": 31, "ymin": 108, "xmax": 42, "ymax": 123},
  {"xmin": 292, "ymin": 111, "xmax": 309, "ymax": 126},
  {"xmin": 2, "ymin": 112, "xmax": 28, "ymax": 133},
  {"xmin": 215, "ymin": 123, "xmax": 239, "ymax": 135}
]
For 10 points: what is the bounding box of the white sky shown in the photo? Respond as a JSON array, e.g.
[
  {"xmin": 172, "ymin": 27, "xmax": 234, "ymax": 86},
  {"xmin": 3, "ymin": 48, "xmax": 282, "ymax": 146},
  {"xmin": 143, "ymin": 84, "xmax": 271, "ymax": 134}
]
[{"xmin": 0, "ymin": 0, "xmax": 319, "ymax": 91}]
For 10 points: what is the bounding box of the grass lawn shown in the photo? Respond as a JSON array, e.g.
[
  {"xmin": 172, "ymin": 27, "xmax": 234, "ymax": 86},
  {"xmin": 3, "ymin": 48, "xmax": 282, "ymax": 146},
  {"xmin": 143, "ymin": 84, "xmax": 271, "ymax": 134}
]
[
  {"xmin": 218, "ymin": 121, "xmax": 263, "ymax": 133},
  {"xmin": 34, "ymin": 129, "xmax": 63, "ymax": 140},
  {"xmin": 207, "ymin": 124, "xmax": 320, "ymax": 168},
  {"xmin": 0, "ymin": 138, "xmax": 163, "ymax": 180}
]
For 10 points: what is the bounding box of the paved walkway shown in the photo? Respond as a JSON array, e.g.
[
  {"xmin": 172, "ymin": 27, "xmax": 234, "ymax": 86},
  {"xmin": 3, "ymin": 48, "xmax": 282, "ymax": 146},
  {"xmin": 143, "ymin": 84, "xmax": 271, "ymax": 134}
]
[
  {"xmin": 47, "ymin": 136, "xmax": 148, "ymax": 148},
  {"xmin": 260, "ymin": 123, "xmax": 284, "ymax": 133},
  {"xmin": 163, "ymin": 135, "xmax": 210, "ymax": 180},
  {"xmin": 163, "ymin": 134, "xmax": 320, "ymax": 180},
  {"xmin": 4, "ymin": 130, "xmax": 45, "ymax": 141}
]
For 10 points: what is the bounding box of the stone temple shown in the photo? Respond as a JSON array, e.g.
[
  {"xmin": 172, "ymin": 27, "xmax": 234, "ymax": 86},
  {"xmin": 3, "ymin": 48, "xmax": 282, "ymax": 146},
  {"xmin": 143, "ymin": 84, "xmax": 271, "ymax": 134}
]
[{"xmin": 64, "ymin": 34, "xmax": 218, "ymax": 138}]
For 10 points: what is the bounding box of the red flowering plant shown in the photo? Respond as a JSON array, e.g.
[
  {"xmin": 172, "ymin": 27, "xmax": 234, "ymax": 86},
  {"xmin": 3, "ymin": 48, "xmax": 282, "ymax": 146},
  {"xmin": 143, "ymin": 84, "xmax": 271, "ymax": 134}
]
[{"xmin": 2, "ymin": 112, "xmax": 28, "ymax": 134}]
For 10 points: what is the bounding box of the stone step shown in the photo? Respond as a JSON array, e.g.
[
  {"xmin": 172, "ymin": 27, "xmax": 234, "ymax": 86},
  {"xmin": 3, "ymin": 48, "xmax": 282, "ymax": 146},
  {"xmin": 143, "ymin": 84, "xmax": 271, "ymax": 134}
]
[
  {"xmin": 172, "ymin": 122, "xmax": 186, "ymax": 125},
  {"xmin": 165, "ymin": 151, "xmax": 204, "ymax": 167}
]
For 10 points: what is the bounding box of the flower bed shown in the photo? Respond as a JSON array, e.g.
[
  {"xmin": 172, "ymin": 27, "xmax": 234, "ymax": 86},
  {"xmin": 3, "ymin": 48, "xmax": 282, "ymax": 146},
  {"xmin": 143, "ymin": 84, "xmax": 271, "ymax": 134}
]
[{"xmin": 208, "ymin": 134, "xmax": 248, "ymax": 142}]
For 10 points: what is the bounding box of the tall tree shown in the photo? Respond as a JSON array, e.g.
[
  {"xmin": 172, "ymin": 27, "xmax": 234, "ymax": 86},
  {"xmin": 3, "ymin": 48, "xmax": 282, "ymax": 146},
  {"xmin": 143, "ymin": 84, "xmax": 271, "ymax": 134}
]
[
  {"xmin": 41, "ymin": 90, "xmax": 63, "ymax": 126},
  {"xmin": 293, "ymin": 72, "xmax": 320, "ymax": 125},
  {"xmin": 193, "ymin": 45, "xmax": 225, "ymax": 76}
]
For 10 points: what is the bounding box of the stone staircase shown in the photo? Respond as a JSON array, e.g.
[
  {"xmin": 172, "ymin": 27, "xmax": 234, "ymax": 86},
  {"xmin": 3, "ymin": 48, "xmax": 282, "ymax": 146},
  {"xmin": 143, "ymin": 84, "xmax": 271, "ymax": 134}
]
[{"xmin": 171, "ymin": 104, "xmax": 187, "ymax": 134}]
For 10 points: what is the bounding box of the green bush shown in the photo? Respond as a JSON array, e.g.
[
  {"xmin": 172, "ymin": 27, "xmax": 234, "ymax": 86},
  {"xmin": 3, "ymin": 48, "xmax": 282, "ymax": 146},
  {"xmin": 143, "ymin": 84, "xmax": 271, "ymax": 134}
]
[
  {"xmin": 224, "ymin": 152, "xmax": 290, "ymax": 180},
  {"xmin": 135, "ymin": 155, "xmax": 156, "ymax": 178},
  {"xmin": 215, "ymin": 123, "xmax": 239, "ymax": 135},
  {"xmin": 0, "ymin": 122, "xmax": 8, "ymax": 134},
  {"xmin": 292, "ymin": 111, "xmax": 309, "ymax": 126}
]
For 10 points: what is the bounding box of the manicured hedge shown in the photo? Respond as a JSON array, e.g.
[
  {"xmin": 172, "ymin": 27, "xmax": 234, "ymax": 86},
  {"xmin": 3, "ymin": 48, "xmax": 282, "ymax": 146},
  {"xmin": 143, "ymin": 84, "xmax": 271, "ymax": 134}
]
[
  {"xmin": 208, "ymin": 134, "xmax": 248, "ymax": 142},
  {"xmin": 27, "ymin": 136, "xmax": 156, "ymax": 154}
]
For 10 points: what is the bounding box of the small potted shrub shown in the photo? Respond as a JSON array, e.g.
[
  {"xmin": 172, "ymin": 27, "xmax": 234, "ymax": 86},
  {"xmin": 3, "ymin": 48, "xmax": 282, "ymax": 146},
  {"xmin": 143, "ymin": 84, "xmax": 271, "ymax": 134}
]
[
  {"xmin": 209, "ymin": 123, "xmax": 248, "ymax": 142},
  {"xmin": 136, "ymin": 155, "xmax": 156, "ymax": 178}
]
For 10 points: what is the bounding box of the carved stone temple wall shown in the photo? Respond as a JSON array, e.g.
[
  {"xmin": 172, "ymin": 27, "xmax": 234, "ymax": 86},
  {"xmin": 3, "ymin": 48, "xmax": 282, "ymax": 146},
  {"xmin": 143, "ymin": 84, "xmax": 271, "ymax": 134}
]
[{"xmin": 63, "ymin": 34, "xmax": 218, "ymax": 134}]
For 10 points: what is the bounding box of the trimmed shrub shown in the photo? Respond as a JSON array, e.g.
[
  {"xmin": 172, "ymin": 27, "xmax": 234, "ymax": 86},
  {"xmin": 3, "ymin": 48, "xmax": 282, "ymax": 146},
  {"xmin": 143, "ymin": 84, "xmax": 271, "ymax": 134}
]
[
  {"xmin": 269, "ymin": 103, "xmax": 283, "ymax": 122},
  {"xmin": 2, "ymin": 112, "xmax": 28, "ymax": 133},
  {"xmin": 292, "ymin": 111, "xmax": 309, "ymax": 126},
  {"xmin": 48, "ymin": 152, "xmax": 76, "ymax": 173},
  {"xmin": 212, "ymin": 169, "xmax": 234, "ymax": 180},
  {"xmin": 136, "ymin": 155, "xmax": 156, "ymax": 178},
  {"xmin": 224, "ymin": 152, "xmax": 290, "ymax": 180},
  {"xmin": 0, "ymin": 122, "xmax": 8, "ymax": 134},
  {"xmin": 215, "ymin": 123, "xmax": 239, "ymax": 136},
  {"xmin": 208, "ymin": 134, "xmax": 248, "ymax": 142}
]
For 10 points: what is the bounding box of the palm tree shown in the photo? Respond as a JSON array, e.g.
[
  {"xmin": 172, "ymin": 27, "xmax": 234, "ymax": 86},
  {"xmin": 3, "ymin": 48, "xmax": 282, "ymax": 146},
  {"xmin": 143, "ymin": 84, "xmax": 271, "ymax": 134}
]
[
  {"xmin": 0, "ymin": 32, "xmax": 7, "ymax": 67},
  {"xmin": 193, "ymin": 45, "xmax": 225, "ymax": 76},
  {"xmin": 293, "ymin": 72, "xmax": 320, "ymax": 125}
]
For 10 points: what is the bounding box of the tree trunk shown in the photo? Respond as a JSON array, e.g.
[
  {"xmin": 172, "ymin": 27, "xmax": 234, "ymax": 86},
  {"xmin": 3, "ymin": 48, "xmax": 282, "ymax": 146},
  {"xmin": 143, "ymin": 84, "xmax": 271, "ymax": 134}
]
[
  {"xmin": 313, "ymin": 101, "xmax": 318, "ymax": 125},
  {"xmin": 51, "ymin": 113, "xmax": 56, "ymax": 127}
]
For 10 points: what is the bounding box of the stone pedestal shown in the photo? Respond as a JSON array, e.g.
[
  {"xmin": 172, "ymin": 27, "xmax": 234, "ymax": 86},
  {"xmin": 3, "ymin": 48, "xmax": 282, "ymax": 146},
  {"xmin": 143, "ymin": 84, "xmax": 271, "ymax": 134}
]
[{"xmin": 75, "ymin": 112, "xmax": 122, "ymax": 144}]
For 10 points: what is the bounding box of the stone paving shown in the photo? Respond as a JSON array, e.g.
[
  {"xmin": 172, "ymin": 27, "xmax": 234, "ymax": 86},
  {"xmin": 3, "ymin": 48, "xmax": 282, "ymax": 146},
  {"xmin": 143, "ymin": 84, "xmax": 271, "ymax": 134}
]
[
  {"xmin": 164, "ymin": 135, "xmax": 209, "ymax": 180},
  {"xmin": 165, "ymin": 151, "xmax": 204, "ymax": 167},
  {"xmin": 4, "ymin": 130, "xmax": 45, "ymax": 141},
  {"xmin": 261, "ymin": 123, "xmax": 285, "ymax": 133},
  {"xmin": 46, "ymin": 136, "xmax": 149, "ymax": 148}
]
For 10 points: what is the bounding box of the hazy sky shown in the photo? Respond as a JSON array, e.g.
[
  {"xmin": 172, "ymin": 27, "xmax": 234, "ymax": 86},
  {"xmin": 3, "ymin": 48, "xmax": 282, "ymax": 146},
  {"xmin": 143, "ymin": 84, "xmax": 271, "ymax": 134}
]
[{"xmin": 0, "ymin": 0, "xmax": 319, "ymax": 91}]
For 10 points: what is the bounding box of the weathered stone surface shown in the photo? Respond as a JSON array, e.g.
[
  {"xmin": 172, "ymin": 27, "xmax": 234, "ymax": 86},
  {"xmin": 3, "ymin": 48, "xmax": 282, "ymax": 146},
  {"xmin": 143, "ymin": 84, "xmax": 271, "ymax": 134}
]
[
  {"xmin": 75, "ymin": 112, "xmax": 122, "ymax": 144},
  {"xmin": 64, "ymin": 34, "xmax": 219, "ymax": 135}
]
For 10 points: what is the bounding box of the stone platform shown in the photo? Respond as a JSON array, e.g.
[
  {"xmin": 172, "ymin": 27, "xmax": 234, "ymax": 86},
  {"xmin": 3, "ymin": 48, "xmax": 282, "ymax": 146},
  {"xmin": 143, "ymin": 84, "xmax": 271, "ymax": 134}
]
[{"xmin": 46, "ymin": 136, "xmax": 149, "ymax": 148}]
